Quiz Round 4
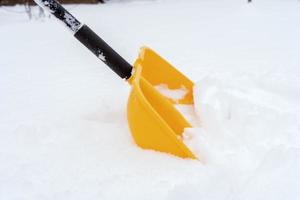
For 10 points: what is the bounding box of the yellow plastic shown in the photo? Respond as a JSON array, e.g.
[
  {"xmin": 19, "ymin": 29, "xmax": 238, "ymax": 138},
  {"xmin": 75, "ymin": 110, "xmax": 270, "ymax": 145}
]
[{"xmin": 127, "ymin": 47, "xmax": 197, "ymax": 159}]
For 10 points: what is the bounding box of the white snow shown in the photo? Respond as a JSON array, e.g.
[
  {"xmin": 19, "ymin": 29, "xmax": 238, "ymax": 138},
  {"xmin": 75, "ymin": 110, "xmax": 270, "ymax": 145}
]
[
  {"xmin": 1, "ymin": 0, "xmax": 300, "ymax": 199},
  {"xmin": 98, "ymin": 51, "xmax": 106, "ymax": 62},
  {"xmin": 155, "ymin": 84, "xmax": 188, "ymax": 102}
]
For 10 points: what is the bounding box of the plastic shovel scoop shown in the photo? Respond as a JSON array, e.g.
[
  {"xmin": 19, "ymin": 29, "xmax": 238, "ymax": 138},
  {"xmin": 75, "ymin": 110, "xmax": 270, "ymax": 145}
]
[
  {"xmin": 35, "ymin": 0, "xmax": 197, "ymax": 159},
  {"xmin": 128, "ymin": 48, "xmax": 196, "ymax": 159}
]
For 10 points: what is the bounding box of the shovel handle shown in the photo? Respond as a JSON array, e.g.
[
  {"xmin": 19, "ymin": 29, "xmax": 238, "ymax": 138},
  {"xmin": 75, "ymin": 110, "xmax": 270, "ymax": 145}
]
[{"xmin": 34, "ymin": 0, "xmax": 133, "ymax": 80}]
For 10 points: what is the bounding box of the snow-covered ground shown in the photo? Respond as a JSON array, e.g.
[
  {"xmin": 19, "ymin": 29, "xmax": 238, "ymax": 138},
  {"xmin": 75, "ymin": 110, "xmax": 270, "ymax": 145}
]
[{"xmin": 1, "ymin": 0, "xmax": 300, "ymax": 199}]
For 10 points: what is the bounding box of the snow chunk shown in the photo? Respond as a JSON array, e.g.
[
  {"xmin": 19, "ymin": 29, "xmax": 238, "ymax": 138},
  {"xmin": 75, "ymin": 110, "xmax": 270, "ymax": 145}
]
[
  {"xmin": 98, "ymin": 51, "xmax": 106, "ymax": 62},
  {"xmin": 155, "ymin": 84, "xmax": 188, "ymax": 102}
]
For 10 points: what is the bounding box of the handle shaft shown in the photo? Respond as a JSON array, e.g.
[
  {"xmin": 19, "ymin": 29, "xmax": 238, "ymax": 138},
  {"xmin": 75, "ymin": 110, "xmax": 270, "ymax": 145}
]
[
  {"xmin": 34, "ymin": 0, "xmax": 133, "ymax": 79},
  {"xmin": 35, "ymin": 0, "xmax": 82, "ymax": 33},
  {"xmin": 74, "ymin": 25, "xmax": 133, "ymax": 79}
]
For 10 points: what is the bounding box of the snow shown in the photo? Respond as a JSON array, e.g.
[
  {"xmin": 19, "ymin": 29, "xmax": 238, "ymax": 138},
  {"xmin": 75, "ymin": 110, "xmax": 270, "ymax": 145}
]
[
  {"xmin": 155, "ymin": 84, "xmax": 188, "ymax": 102},
  {"xmin": 1, "ymin": 0, "xmax": 300, "ymax": 199},
  {"xmin": 98, "ymin": 51, "xmax": 106, "ymax": 62}
]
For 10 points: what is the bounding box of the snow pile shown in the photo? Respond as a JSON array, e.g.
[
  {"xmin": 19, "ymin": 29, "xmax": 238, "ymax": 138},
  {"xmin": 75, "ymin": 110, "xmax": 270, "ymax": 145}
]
[
  {"xmin": 189, "ymin": 76, "xmax": 300, "ymax": 163},
  {"xmin": 179, "ymin": 76, "xmax": 300, "ymax": 199}
]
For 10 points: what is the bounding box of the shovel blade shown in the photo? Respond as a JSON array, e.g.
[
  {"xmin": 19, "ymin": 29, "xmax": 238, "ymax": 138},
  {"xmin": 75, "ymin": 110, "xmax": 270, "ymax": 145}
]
[
  {"xmin": 133, "ymin": 47, "xmax": 194, "ymax": 104},
  {"xmin": 127, "ymin": 47, "xmax": 197, "ymax": 159}
]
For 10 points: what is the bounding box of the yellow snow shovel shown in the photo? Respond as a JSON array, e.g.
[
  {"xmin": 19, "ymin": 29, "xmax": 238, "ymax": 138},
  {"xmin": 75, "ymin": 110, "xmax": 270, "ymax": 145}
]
[
  {"xmin": 35, "ymin": 0, "xmax": 197, "ymax": 159},
  {"xmin": 127, "ymin": 47, "xmax": 196, "ymax": 159}
]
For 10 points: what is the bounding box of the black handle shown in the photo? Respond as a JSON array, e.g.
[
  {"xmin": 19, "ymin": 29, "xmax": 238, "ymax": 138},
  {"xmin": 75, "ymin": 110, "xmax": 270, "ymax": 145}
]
[
  {"xmin": 74, "ymin": 25, "xmax": 133, "ymax": 79},
  {"xmin": 34, "ymin": 0, "xmax": 133, "ymax": 80}
]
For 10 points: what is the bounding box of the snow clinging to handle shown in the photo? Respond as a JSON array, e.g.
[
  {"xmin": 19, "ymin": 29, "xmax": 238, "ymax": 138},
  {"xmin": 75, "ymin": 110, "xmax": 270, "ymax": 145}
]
[{"xmin": 34, "ymin": 0, "xmax": 82, "ymax": 33}]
